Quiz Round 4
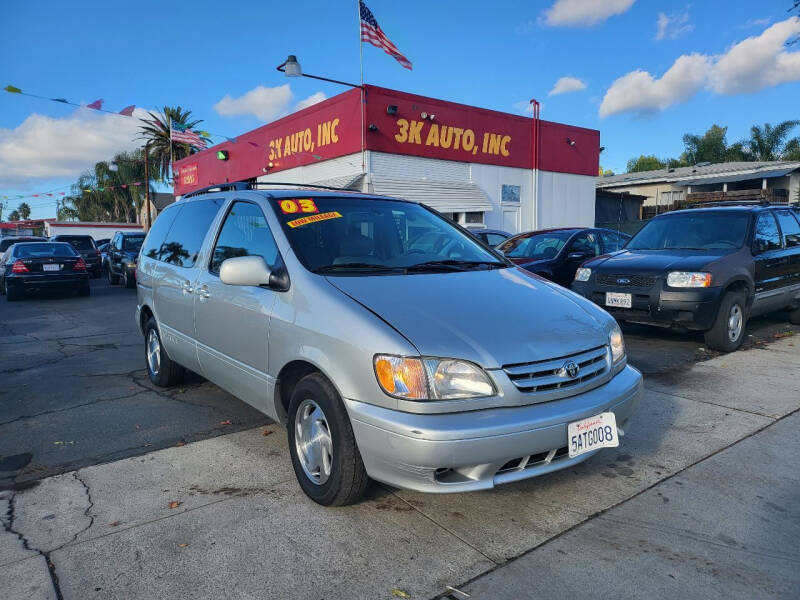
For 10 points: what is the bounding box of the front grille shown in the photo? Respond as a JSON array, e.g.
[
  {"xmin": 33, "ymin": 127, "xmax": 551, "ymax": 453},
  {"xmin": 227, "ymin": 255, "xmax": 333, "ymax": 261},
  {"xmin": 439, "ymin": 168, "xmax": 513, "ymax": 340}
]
[
  {"xmin": 597, "ymin": 274, "xmax": 656, "ymax": 288},
  {"xmin": 503, "ymin": 345, "xmax": 611, "ymax": 399}
]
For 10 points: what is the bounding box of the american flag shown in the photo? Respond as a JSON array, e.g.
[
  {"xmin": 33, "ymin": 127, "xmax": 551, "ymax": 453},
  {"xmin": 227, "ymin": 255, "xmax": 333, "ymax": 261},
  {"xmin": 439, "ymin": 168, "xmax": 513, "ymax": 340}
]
[
  {"xmin": 170, "ymin": 119, "xmax": 208, "ymax": 150},
  {"xmin": 359, "ymin": 0, "xmax": 412, "ymax": 70}
]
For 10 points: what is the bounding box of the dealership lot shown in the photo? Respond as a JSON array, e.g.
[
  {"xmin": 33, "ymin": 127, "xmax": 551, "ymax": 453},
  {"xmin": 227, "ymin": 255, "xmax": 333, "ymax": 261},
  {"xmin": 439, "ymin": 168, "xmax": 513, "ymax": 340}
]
[{"xmin": 1, "ymin": 279, "xmax": 799, "ymax": 599}]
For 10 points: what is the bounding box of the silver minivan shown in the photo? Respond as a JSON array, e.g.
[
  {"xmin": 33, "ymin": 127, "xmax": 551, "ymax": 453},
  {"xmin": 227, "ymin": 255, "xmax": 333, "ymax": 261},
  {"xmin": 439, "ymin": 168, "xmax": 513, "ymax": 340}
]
[{"xmin": 136, "ymin": 185, "xmax": 642, "ymax": 505}]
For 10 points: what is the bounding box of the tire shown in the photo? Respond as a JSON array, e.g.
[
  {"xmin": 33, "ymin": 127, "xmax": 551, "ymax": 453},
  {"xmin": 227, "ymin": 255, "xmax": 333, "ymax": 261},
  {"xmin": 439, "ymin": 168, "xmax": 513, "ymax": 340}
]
[
  {"xmin": 78, "ymin": 283, "xmax": 90, "ymax": 297},
  {"xmin": 108, "ymin": 265, "xmax": 120, "ymax": 285},
  {"xmin": 287, "ymin": 373, "xmax": 369, "ymax": 506},
  {"xmin": 144, "ymin": 317, "xmax": 184, "ymax": 387},
  {"xmin": 790, "ymin": 305, "xmax": 800, "ymax": 326},
  {"xmin": 5, "ymin": 279, "xmax": 20, "ymax": 301},
  {"xmin": 123, "ymin": 269, "xmax": 135, "ymax": 289},
  {"xmin": 704, "ymin": 291, "xmax": 747, "ymax": 352}
]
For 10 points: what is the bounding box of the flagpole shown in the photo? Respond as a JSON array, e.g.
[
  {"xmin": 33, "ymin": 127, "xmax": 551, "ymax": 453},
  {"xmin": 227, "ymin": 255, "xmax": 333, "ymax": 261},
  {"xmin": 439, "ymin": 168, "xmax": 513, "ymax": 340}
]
[{"xmin": 357, "ymin": 0, "xmax": 366, "ymax": 180}]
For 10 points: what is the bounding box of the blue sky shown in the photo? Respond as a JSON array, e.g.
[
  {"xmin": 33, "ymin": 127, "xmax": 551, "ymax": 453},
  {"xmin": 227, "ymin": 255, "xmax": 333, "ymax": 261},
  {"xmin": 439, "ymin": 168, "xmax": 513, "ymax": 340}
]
[{"xmin": 2, "ymin": 0, "xmax": 799, "ymax": 219}]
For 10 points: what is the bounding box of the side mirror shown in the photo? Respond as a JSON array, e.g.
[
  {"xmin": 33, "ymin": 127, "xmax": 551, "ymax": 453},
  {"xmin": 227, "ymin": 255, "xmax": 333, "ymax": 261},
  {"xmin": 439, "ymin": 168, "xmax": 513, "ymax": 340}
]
[
  {"xmin": 220, "ymin": 256, "xmax": 272, "ymax": 287},
  {"xmin": 752, "ymin": 239, "xmax": 768, "ymax": 255},
  {"xmin": 568, "ymin": 251, "xmax": 590, "ymax": 260}
]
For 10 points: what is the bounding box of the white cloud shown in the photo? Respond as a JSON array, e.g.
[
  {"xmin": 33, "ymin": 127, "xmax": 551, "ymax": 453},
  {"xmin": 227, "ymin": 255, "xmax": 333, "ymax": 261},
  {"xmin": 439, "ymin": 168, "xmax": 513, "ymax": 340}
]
[
  {"xmin": 295, "ymin": 92, "xmax": 327, "ymax": 111},
  {"xmin": 599, "ymin": 53, "xmax": 711, "ymax": 117},
  {"xmin": 709, "ymin": 17, "xmax": 800, "ymax": 95},
  {"xmin": 600, "ymin": 17, "xmax": 800, "ymax": 117},
  {"xmin": 739, "ymin": 17, "xmax": 771, "ymax": 29},
  {"xmin": 0, "ymin": 108, "xmax": 148, "ymax": 186},
  {"xmin": 213, "ymin": 84, "xmax": 293, "ymax": 121},
  {"xmin": 549, "ymin": 76, "xmax": 587, "ymax": 96},
  {"xmin": 542, "ymin": 0, "xmax": 636, "ymax": 27},
  {"xmin": 656, "ymin": 10, "xmax": 693, "ymax": 41}
]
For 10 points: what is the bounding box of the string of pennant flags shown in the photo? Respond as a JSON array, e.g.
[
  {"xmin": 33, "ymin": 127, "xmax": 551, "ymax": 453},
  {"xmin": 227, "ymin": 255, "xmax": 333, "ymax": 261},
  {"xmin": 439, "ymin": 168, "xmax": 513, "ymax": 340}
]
[{"xmin": 2, "ymin": 181, "xmax": 157, "ymax": 203}]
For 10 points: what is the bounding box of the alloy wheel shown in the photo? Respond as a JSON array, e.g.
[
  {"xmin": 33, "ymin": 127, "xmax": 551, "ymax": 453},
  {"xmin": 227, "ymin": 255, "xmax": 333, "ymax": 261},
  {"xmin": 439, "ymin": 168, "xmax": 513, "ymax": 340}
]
[
  {"xmin": 146, "ymin": 329, "xmax": 161, "ymax": 376},
  {"xmin": 294, "ymin": 399, "xmax": 333, "ymax": 485},
  {"xmin": 727, "ymin": 303, "xmax": 743, "ymax": 342}
]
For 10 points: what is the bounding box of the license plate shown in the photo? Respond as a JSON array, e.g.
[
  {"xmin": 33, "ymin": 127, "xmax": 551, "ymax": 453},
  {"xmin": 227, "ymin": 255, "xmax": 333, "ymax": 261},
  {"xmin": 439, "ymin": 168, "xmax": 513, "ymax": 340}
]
[
  {"xmin": 43, "ymin": 264, "xmax": 60, "ymax": 271},
  {"xmin": 605, "ymin": 292, "xmax": 632, "ymax": 308},
  {"xmin": 568, "ymin": 412, "xmax": 618, "ymax": 458}
]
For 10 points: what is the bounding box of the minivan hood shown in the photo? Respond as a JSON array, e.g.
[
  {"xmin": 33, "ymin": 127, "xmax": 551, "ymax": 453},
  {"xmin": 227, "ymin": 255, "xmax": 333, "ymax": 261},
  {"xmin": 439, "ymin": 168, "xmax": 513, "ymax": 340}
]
[
  {"xmin": 587, "ymin": 249, "xmax": 727, "ymax": 273},
  {"xmin": 326, "ymin": 267, "xmax": 609, "ymax": 368}
]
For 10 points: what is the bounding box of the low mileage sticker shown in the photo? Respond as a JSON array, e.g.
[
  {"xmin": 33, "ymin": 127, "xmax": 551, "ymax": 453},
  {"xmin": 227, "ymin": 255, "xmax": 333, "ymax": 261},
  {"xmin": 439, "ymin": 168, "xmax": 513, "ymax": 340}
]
[{"xmin": 287, "ymin": 211, "xmax": 343, "ymax": 228}]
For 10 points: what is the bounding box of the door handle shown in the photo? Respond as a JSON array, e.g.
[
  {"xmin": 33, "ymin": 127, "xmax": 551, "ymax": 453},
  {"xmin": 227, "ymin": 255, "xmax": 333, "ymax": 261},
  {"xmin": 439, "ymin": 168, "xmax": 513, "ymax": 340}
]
[
  {"xmin": 196, "ymin": 285, "xmax": 210, "ymax": 299},
  {"xmin": 182, "ymin": 281, "xmax": 193, "ymax": 294}
]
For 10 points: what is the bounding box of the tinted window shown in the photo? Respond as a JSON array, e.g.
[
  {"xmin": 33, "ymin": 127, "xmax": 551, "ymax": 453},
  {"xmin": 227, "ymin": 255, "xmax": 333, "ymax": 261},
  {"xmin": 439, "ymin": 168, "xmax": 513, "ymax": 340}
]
[
  {"xmin": 600, "ymin": 230, "xmax": 626, "ymax": 252},
  {"xmin": 14, "ymin": 243, "xmax": 78, "ymax": 258},
  {"xmin": 569, "ymin": 231, "xmax": 601, "ymax": 256},
  {"xmin": 156, "ymin": 199, "xmax": 222, "ymax": 267},
  {"xmin": 55, "ymin": 236, "xmax": 95, "ymax": 251},
  {"xmin": 753, "ymin": 213, "xmax": 782, "ymax": 252},
  {"xmin": 629, "ymin": 213, "xmax": 750, "ymax": 250},
  {"xmin": 485, "ymin": 233, "xmax": 507, "ymax": 246},
  {"xmin": 142, "ymin": 204, "xmax": 181, "ymax": 261},
  {"xmin": 775, "ymin": 210, "xmax": 800, "ymax": 248},
  {"xmin": 210, "ymin": 202, "xmax": 280, "ymax": 273},
  {"xmin": 123, "ymin": 236, "xmax": 145, "ymax": 252},
  {"xmin": 1, "ymin": 237, "xmax": 44, "ymax": 251},
  {"xmin": 499, "ymin": 231, "xmax": 573, "ymax": 260}
]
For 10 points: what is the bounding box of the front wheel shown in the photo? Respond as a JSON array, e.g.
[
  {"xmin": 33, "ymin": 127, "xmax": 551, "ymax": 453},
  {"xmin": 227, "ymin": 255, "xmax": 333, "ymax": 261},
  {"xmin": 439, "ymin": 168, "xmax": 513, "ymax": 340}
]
[
  {"xmin": 108, "ymin": 265, "xmax": 120, "ymax": 285},
  {"xmin": 123, "ymin": 269, "xmax": 135, "ymax": 289},
  {"xmin": 287, "ymin": 373, "xmax": 369, "ymax": 506},
  {"xmin": 144, "ymin": 318, "xmax": 184, "ymax": 387},
  {"xmin": 704, "ymin": 291, "xmax": 747, "ymax": 352}
]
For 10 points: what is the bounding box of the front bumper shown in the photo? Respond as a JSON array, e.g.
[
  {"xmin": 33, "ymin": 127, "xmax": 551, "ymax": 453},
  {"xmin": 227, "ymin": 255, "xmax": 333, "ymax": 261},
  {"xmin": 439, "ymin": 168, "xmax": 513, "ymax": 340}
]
[
  {"xmin": 345, "ymin": 364, "xmax": 643, "ymax": 493},
  {"xmin": 573, "ymin": 279, "xmax": 722, "ymax": 330}
]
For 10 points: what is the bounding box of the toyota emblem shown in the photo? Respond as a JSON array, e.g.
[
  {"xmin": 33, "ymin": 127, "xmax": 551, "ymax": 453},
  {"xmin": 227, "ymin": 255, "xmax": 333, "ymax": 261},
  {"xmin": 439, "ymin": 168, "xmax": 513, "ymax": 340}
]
[{"xmin": 562, "ymin": 360, "xmax": 579, "ymax": 379}]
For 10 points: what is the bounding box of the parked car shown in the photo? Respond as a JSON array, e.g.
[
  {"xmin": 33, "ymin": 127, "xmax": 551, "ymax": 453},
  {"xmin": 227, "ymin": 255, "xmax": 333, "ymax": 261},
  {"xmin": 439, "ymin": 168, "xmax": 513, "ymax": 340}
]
[
  {"xmin": 0, "ymin": 242, "xmax": 90, "ymax": 300},
  {"xmin": 497, "ymin": 228, "xmax": 631, "ymax": 287},
  {"xmin": 467, "ymin": 227, "xmax": 512, "ymax": 247},
  {"xmin": 106, "ymin": 232, "xmax": 146, "ymax": 288},
  {"xmin": 95, "ymin": 238, "xmax": 110, "ymax": 247},
  {"xmin": 572, "ymin": 203, "xmax": 800, "ymax": 352},
  {"xmin": 136, "ymin": 186, "xmax": 642, "ymax": 505},
  {"xmin": 50, "ymin": 235, "xmax": 102, "ymax": 277},
  {"xmin": 0, "ymin": 236, "xmax": 46, "ymax": 252}
]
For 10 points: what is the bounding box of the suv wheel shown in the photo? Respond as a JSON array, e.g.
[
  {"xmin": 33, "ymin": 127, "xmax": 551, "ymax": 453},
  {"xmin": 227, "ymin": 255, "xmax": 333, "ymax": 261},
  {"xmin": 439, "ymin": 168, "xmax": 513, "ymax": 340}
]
[
  {"xmin": 287, "ymin": 373, "xmax": 369, "ymax": 506},
  {"xmin": 144, "ymin": 317, "xmax": 184, "ymax": 386},
  {"xmin": 4, "ymin": 279, "xmax": 20, "ymax": 301},
  {"xmin": 108, "ymin": 265, "xmax": 120, "ymax": 285},
  {"xmin": 123, "ymin": 269, "xmax": 135, "ymax": 289},
  {"xmin": 704, "ymin": 291, "xmax": 747, "ymax": 352}
]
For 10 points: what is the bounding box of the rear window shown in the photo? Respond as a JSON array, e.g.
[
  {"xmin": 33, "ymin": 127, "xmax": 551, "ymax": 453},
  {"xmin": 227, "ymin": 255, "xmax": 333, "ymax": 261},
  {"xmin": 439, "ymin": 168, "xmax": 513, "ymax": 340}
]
[
  {"xmin": 55, "ymin": 236, "xmax": 96, "ymax": 251},
  {"xmin": 0, "ymin": 238, "xmax": 44, "ymax": 251},
  {"xmin": 123, "ymin": 236, "xmax": 145, "ymax": 252},
  {"xmin": 498, "ymin": 231, "xmax": 573, "ymax": 259},
  {"xmin": 14, "ymin": 243, "xmax": 78, "ymax": 258},
  {"xmin": 627, "ymin": 212, "xmax": 750, "ymax": 250}
]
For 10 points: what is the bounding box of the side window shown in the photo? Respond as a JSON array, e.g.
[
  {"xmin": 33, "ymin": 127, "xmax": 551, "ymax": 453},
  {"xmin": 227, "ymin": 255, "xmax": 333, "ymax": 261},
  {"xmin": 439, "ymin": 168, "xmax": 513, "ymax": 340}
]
[
  {"xmin": 143, "ymin": 204, "xmax": 181, "ymax": 260},
  {"xmin": 210, "ymin": 202, "xmax": 280, "ymax": 273},
  {"xmin": 158, "ymin": 199, "xmax": 222, "ymax": 268},
  {"xmin": 485, "ymin": 233, "xmax": 507, "ymax": 247},
  {"xmin": 599, "ymin": 231, "xmax": 624, "ymax": 252},
  {"xmin": 753, "ymin": 213, "xmax": 782, "ymax": 252},
  {"xmin": 775, "ymin": 210, "xmax": 800, "ymax": 248},
  {"xmin": 570, "ymin": 232, "xmax": 601, "ymax": 256}
]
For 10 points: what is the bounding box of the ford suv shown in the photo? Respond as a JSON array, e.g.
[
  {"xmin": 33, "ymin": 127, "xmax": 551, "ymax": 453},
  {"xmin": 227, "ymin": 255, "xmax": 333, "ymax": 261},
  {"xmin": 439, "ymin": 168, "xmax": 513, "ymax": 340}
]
[
  {"xmin": 136, "ymin": 184, "xmax": 642, "ymax": 505},
  {"xmin": 572, "ymin": 204, "xmax": 800, "ymax": 352}
]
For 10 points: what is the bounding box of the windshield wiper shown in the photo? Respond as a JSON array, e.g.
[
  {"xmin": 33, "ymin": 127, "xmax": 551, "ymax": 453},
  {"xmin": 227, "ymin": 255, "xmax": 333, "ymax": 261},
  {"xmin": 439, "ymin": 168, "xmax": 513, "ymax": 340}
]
[
  {"xmin": 312, "ymin": 262, "xmax": 401, "ymax": 274},
  {"xmin": 405, "ymin": 259, "xmax": 508, "ymax": 272}
]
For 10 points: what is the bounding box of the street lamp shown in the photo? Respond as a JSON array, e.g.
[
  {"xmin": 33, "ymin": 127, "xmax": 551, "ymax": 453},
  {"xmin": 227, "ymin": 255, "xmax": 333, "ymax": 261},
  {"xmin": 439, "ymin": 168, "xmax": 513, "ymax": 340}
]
[{"xmin": 276, "ymin": 55, "xmax": 362, "ymax": 89}]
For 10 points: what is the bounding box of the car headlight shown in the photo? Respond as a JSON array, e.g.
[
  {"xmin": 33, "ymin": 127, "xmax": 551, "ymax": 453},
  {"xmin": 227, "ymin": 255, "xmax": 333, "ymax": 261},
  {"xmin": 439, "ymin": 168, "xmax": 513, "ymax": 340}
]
[
  {"xmin": 666, "ymin": 271, "xmax": 711, "ymax": 287},
  {"xmin": 609, "ymin": 324, "xmax": 625, "ymax": 364},
  {"xmin": 574, "ymin": 267, "xmax": 592, "ymax": 282},
  {"xmin": 374, "ymin": 355, "xmax": 495, "ymax": 400}
]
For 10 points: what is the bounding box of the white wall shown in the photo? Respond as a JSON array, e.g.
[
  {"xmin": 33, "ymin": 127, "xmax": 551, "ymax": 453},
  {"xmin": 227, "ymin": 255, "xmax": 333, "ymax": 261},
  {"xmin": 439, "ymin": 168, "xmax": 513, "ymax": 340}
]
[
  {"xmin": 537, "ymin": 171, "xmax": 596, "ymax": 228},
  {"xmin": 45, "ymin": 223, "xmax": 143, "ymax": 240},
  {"xmin": 257, "ymin": 153, "xmax": 363, "ymax": 187}
]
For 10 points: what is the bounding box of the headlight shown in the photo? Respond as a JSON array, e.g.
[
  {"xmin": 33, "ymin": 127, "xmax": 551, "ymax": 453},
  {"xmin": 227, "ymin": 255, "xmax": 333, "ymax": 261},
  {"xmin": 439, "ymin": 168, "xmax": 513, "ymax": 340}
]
[
  {"xmin": 374, "ymin": 355, "xmax": 495, "ymax": 400},
  {"xmin": 574, "ymin": 267, "xmax": 592, "ymax": 282},
  {"xmin": 609, "ymin": 324, "xmax": 625, "ymax": 364},
  {"xmin": 667, "ymin": 271, "xmax": 711, "ymax": 287}
]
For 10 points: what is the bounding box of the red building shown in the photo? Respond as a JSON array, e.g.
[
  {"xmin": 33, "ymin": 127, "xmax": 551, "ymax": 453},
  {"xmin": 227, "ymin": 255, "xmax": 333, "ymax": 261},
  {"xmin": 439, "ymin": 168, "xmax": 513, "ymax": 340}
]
[{"xmin": 173, "ymin": 85, "xmax": 599, "ymax": 233}]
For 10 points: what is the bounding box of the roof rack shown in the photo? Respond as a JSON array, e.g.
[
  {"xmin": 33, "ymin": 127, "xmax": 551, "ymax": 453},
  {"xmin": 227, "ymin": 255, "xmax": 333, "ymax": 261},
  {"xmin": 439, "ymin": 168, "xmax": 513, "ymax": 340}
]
[
  {"xmin": 181, "ymin": 180, "xmax": 350, "ymax": 199},
  {"xmin": 690, "ymin": 200, "xmax": 779, "ymax": 208}
]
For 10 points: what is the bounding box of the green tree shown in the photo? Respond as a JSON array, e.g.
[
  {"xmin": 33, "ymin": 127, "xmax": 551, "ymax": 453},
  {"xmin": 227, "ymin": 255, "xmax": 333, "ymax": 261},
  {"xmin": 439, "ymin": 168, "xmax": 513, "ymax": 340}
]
[
  {"xmin": 17, "ymin": 202, "xmax": 31, "ymax": 220},
  {"xmin": 626, "ymin": 155, "xmax": 666, "ymax": 173},
  {"xmin": 680, "ymin": 125, "xmax": 731, "ymax": 164},
  {"xmin": 138, "ymin": 106, "xmax": 204, "ymax": 181},
  {"xmin": 8, "ymin": 210, "xmax": 20, "ymax": 221},
  {"xmin": 744, "ymin": 121, "xmax": 800, "ymax": 161}
]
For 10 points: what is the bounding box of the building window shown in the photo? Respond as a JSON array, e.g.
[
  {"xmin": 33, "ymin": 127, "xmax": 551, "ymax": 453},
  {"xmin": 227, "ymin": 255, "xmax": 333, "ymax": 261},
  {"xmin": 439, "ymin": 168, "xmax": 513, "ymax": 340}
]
[
  {"xmin": 501, "ymin": 184, "xmax": 521, "ymax": 203},
  {"xmin": 465, "ymin": 212, "xmax": 484, "ymax": 225}
]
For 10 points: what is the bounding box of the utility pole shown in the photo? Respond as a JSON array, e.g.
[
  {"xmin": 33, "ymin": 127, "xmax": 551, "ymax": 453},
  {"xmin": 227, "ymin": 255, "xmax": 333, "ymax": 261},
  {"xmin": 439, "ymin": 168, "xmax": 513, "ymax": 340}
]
[{"xmin": 144, "ymin": 140, "xmax": 153, "ymax": 231}]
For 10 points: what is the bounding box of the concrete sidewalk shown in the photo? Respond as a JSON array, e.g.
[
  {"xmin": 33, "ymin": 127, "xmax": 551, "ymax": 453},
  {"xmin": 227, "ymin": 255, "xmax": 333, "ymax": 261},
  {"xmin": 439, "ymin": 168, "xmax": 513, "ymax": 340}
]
[{"xmin": 1, "ymin": 337, "xmax": 798, "ymax": 600}]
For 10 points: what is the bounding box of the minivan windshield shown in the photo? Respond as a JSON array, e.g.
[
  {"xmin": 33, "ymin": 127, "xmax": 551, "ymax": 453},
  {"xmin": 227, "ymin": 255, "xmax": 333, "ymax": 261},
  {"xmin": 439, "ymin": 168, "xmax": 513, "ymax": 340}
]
[
  {"xmin": 627, "ymin": 212, "xmax": 750, "ymax": 251},
  {"xmin": 271, "ymin": 196, "xmax": 508, "ymax": 274}
]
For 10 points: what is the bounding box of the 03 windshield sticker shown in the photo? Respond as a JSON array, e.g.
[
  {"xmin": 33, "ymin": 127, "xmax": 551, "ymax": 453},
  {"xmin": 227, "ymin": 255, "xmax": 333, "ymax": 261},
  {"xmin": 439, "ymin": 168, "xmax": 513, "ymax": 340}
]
[
  {"xmin": 279, "ymin": 198, "xmax": 318, "ymax": 214},
  {"xmin": 286, "ymin": 211, "xmax": 343, "ymax": 228}
]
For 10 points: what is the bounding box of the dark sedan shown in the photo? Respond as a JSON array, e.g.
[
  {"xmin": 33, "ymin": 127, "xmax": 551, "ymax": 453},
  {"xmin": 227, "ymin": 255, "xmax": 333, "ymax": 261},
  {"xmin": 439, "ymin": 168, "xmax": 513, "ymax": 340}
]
[
  {"xmin": 0, "ymin": 242, "xmax": 90, "ymax": 301},
  {"xmin": 497, "ymin": 227, "xmax": 631, "ymax": 287}
]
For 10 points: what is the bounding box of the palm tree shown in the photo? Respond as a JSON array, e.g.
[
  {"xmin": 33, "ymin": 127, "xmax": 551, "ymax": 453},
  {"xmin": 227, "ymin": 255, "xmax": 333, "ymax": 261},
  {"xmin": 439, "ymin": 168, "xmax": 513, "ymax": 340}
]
[
  {"xmin": 138, "ymin": 106, "xmax": 204, "ymax": 181},
  {"xmin": 744, "ymin": 121, "xmax": 800, "ymax": 161},
  {"xmin": 8, "ymin": 210, "xmax": 20, "ymax": 221},
  {"xmin": 17, "ymin": 202, "xmax": 31, "ymax": 220}
]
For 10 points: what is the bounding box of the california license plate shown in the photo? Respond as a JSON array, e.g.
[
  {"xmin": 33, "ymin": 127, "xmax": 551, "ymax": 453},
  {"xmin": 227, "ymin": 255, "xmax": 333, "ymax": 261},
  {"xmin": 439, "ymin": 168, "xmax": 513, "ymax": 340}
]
[
  {"xmin": 605, "ymin": 292, "xmax": 632, "ymax": 308},
  {"xmin": 43, "ymin": 264, "xmax": 60, "ymax": 271},
  {"xmin": 568, "ymin": 412, "xmax": 618, "ymax": 458}
]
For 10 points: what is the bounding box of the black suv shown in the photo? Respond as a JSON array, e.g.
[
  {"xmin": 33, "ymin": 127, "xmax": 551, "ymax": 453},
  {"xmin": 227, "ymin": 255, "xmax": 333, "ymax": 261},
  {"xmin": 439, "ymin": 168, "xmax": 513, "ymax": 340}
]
[
  {"xmin": 571, "ymin": 204, "xmax": 800, "ymax": 351},
  {"xmin": 50, "ymin": 235, "xmax": 102, "ymax": 277},
  {"xmin": 106, "ymin": 231, "xmax": 145, "ymax": 288}
]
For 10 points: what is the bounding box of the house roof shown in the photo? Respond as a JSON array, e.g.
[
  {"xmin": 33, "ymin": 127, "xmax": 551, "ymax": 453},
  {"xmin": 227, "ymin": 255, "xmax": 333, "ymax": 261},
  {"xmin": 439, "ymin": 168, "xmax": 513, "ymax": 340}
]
[{"xmin": 597, "ymin": 161, "xmax": 800, "ymax": 189}]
